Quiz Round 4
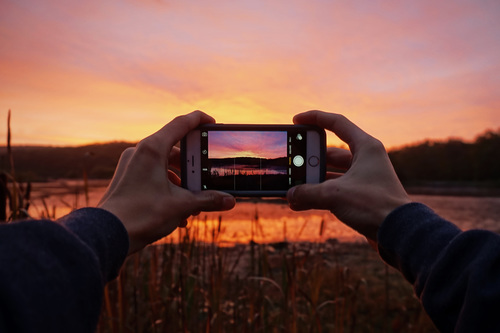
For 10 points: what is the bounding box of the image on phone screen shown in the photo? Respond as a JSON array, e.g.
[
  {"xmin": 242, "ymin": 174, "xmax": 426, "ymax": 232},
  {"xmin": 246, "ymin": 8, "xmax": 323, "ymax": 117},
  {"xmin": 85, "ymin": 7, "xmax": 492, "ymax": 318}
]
[{"xmin": 200, "ymin": 130, "xmax": 307, "ymax": 191}]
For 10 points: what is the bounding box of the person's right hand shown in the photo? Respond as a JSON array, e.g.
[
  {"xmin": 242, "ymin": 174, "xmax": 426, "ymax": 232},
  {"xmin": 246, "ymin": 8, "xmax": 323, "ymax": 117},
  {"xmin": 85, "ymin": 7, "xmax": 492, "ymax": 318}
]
[{"xmin": 287, "ymin": 110, "xmax": 411, "ymax": 242}]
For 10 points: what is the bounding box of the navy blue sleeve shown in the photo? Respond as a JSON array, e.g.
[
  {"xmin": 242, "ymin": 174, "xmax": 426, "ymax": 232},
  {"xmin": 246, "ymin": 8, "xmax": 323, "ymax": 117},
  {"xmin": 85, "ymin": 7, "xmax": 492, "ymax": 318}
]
[
  {"xmin": 0, "ymin": 208, "xmax": 129, "ymax": 333},
  {"xmin": 378, "ymin": 203, "xmax": 500, "ymax": 333}
]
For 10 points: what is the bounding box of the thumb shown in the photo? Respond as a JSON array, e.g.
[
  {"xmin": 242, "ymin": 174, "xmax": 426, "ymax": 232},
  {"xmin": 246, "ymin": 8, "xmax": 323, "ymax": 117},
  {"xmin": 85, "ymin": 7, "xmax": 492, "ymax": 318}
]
[
  {"xmin": 287, "ymin": 182, "xmax": 336, "ymax": 211},
  {"xmin": 190, "ymin": 190, "xmax": 236, "ymax": 214}
]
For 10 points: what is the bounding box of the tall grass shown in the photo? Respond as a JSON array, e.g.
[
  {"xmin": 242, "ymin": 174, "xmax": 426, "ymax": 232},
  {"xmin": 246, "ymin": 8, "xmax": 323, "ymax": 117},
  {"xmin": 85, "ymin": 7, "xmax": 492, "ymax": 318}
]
[
  {"xmin": 97, "ymin": 214, "xmax": 438, "ymax": 333},
  {"xmin": 2, "ymin": 110, "xmax": 96, "ymax": 221},
  {"xmin": 1, "ymin": 110, "xmax": 31, "ymax": 222}
]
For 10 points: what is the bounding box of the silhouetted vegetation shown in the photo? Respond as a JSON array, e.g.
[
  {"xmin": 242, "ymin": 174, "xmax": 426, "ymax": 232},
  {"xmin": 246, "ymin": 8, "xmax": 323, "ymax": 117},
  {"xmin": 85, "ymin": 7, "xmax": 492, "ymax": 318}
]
[
  {"xmin": 388, "ymin": 129, "xmax": 500, "ymax": 187},
  {"xmin": 0, "ymin": 142, "xmax": 135, "ymax": 182},
  {"xmin": 100, "ymin": 219, "xmax": 438, "ymax": 332},
  {"xmin": 1, "ymin": 128, "xmax": 499, "ymax": 190}
]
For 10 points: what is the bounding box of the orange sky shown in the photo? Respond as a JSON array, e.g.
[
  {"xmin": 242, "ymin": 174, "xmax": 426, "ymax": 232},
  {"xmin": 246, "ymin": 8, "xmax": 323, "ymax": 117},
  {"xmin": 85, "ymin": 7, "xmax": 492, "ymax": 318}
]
[{"xmin": 1, "ymin": 0, "xmax": 499, "ymax": 148}]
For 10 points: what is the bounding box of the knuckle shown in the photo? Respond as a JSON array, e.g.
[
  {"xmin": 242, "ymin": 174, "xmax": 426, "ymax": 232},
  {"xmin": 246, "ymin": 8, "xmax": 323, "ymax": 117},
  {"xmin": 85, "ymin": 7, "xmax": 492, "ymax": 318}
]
[
  {"xmin": 135, "ymin": 138, "xmax": 161, "ymax": 158},
  {"xmin": 171, "ymin": 113, "xmax": 188, "ymax": 124},
  {"xmin": 195, "ymin": 191, "xmax": 218, "ymax": 210},
  {"xmin": 170, "ymin": 113, "xmax": 197, "ymax": 134},
  {"xmin": 323, "ymin": 113, "xmax": 349, "ymax": 132},
  {"xmin": 362, "ymin": 136, "xmax": 387, "ymax": 155},
  {"xmin": 203, "ymin": 191, "xmax": 217, "ymax": 204},
  {"xmin": 120, "ymin": 147, "xmax": 136, "ymax": 158}
]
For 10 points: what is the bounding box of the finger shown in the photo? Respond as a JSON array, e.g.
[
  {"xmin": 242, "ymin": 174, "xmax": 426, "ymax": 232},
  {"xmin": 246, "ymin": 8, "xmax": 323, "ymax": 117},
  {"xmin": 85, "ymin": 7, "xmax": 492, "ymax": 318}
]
[
  {"xmin": 327, "ymin": 147, "xmax": 352, "ymax": 170},
  {"xmin": 132, "ymin": 111, "xmax": 215, "ymax": 173},
  {"xmin": 287, "ymin": 182, "xmax": 336, "ymax": 211},
  {"xmin": 326, "ymin": 171, "xmax": 344, "ymax": 180},
  {"xmin": 293, "ymin": 111, "xmax": 373, "ymax": 153},
  {"xmin": 190, "ymin": 190, "xmax": 236, "ymax": 213},
  {"xmin": 169, "ymin": 146, "xmax": 181, "ymax": 171},
  {"xmin": 147, "ymin": 110, "xmax": 215, "ymax": 152},
  {"xmin": 168, "ymin": 170, "xmax": 181, "ymax": 186},
  {"xmin": 99, "ymin": 147, "xmax": 135, "ymax": 204}
]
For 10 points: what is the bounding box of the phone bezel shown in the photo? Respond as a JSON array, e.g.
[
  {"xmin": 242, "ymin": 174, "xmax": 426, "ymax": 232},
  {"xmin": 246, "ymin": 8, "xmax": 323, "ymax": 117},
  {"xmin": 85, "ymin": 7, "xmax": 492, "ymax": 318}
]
[{"xmin": 181, "ymin": 124, "xmax": 326, "ymax": 197}]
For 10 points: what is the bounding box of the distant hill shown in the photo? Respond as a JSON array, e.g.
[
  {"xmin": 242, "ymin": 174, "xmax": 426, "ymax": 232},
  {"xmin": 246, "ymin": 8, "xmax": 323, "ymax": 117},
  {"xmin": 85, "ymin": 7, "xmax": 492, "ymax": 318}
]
[
  {"xmin": 210, "ymin": 156, "xmax": 287, "ymax": 169},
  {"xmin": 0, "ymin": 142, "xmax": 135, "ymax": 181},
  {"xmin": 1, "ymin": 128, "xmax": 500, "ymax": 187},
  {"xmin": 388, "ymin": 129, "xmax": 500, "ymax": 187}
]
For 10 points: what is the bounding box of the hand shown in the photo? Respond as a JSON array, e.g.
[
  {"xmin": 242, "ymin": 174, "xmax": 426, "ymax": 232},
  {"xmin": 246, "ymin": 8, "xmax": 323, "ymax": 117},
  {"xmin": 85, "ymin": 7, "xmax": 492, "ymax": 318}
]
[
  {"xmin": 287, "ymin": 110, "xmax": 411, "ymax": 242},
  {"xmin": 98, "ymin": 111, "xmax": 236, "ymax": 254}
]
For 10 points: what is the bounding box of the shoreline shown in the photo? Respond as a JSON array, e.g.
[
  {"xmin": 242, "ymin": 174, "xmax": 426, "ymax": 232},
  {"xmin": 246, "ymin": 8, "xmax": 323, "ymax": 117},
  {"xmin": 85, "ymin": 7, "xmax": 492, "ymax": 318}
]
[
  {"xmin": 8, "ymin": 178, "xmax": 500, "ymax": 198},
  {"xmin": 405, "ymin": 185, "xmax": 500, "ymax": 197},
  {"xmin": 25, "ymin": 179, "xmax": 500, "ymax": 197}
]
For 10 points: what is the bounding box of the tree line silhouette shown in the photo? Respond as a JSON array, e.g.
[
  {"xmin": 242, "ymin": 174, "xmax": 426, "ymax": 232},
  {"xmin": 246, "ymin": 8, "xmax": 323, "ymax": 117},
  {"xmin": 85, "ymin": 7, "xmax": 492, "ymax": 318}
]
[
  {"xmin": 209, "ymin": 156, "xmax": 288, "ymax": 177},
  {"xmin": 388, "ymin": 129, "xmax": 500, "ymax": 186},
  {"xmin": 0, "ymin": 142, "xmax": 135, "ymax": 181},
  {"xmin": 1, "ymin": 128, "xmax": 499, "ymax": 187}
]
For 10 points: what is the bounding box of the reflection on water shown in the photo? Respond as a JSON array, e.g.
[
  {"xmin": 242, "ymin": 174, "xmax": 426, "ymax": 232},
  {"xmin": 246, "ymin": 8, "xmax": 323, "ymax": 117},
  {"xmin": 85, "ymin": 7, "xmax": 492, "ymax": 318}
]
[
  {"xmin": 211, "ymin": 165, "xmax": 287, "ymax": 176},
  {"xmin": 28, "ymin": 180, "xmax": 109, "ymax": 219},
  {"xmin": 28, "ymin": 181, "xmax": 500, "ymax": 244},
  {"xmin": 167, "ymin": 201, "xmax": 362, "ymax": 245},
  {"xmin": 411, "ymin": 194, "xmax": 500, "ymax": 233}
]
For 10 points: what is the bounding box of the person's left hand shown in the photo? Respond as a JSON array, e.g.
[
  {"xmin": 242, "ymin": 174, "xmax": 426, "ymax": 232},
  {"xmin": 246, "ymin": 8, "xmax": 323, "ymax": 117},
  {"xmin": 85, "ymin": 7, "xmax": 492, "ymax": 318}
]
[{"xmin": 98, "ymin": 111, "xmax": 236, "ymax": 254}]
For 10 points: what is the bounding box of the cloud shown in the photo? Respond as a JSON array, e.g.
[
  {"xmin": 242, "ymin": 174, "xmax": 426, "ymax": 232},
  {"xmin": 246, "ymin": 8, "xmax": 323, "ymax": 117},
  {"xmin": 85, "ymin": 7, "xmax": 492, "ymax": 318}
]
[
  {"xmin": 209, "ymin": 131, "xmax": 287, "ymax": 159},
  {"xmin": 1, "ymin": 0, "xmax": 499, "ymax": 146}
]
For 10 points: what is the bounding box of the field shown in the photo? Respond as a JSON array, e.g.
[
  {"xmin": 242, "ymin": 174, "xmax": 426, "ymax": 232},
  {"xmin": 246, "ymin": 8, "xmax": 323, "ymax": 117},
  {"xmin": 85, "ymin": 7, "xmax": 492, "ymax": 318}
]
[{"xmin": 97, "ymin": 214, "xmax": 438, "ymax": 333}]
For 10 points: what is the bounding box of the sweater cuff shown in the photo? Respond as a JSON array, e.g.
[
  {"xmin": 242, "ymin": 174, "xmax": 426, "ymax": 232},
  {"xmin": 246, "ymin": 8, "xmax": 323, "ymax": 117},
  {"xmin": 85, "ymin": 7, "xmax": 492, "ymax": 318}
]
[
  {"xmin": 58, "ymin": 208, "xmax": 129, "ymax": 282},
  {"xmin": 377, "ymin": 202, "xmax": 461, "ymax": 288}
]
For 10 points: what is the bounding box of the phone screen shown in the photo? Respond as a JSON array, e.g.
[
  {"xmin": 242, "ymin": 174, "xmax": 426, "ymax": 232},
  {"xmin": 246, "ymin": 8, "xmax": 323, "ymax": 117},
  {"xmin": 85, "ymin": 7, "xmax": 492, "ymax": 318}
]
[{"xmin": 200, "ymin": 129, "xmax": 307, "ymax": 191}]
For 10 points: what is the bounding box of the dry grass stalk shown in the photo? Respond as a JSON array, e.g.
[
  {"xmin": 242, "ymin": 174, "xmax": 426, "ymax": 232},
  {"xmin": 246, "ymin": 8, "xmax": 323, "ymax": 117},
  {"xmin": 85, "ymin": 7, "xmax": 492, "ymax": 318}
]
[{"xmin": 2, "ymin": 110, "xmax": 31, "ymax": 221}]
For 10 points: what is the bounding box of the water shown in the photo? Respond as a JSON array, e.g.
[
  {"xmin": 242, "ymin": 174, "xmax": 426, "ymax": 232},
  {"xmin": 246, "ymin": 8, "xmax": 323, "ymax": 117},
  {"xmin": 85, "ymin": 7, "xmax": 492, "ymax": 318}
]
[
  {"xmin": 27, "ymin": 181, "xmax": 500, "ymax": 244},
  {"xmin": 411, "ymin": 194, "xmax": 500, "ymax": 233}
]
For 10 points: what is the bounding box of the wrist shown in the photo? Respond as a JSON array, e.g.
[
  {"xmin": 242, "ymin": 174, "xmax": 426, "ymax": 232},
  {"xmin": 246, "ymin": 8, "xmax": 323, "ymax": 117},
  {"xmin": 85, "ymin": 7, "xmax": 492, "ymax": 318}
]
[{"xmin": 365, "ymin": 194, "xmax": 412, "ymax": 243}]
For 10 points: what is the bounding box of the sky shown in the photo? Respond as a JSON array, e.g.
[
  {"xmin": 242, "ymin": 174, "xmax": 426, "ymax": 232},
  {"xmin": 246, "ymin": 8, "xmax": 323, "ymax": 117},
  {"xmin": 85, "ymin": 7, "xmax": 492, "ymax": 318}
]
[
  {"xmin": 1, "ymin": 0, "xmax": 499, "ymax": 148},
  {"xmin": 208, "ymin": 131, "xmax": 286, "ymax": 159}
]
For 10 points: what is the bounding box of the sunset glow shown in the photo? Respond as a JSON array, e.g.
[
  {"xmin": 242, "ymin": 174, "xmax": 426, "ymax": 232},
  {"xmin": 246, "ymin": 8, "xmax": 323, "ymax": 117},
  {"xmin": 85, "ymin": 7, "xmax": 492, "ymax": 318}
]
[
  {"xmin": 208, "ymin": 131, "xmax": 287, "ymax": 159},
  {"xmin": 1, "ymin": 0, "xmax": 499, "ymax": 148}
]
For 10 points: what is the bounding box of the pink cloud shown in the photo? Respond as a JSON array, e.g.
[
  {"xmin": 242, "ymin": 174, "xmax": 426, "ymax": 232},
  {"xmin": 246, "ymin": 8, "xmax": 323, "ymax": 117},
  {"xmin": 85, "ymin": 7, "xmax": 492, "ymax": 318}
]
[
  {"xmin": 1, "ymin": 0, "xmax": 499, "ymax": 146},
  {"xmin": 208, "ymin": 131, "xmax": 287, "ymax": 159}
]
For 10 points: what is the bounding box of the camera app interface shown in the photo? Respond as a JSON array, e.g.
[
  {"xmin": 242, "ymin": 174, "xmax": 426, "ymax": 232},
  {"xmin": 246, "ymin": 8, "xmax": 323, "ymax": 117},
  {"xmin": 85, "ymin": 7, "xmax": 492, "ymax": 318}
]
[{"xmin": 200, "ymin": 130, "xmax": 306, "ymax": 192}]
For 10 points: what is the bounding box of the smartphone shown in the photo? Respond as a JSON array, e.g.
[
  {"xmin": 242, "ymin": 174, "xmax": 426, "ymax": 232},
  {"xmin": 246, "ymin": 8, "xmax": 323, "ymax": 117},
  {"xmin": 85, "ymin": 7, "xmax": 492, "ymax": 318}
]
[{"xmin": 181, "ymin": 124, "xmax": 326, "ymax": 197}]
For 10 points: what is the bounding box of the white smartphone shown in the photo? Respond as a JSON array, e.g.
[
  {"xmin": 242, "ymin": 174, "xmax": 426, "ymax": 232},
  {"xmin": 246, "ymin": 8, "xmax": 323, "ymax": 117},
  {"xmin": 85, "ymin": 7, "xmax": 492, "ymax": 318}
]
[{"xmin": 181, "ymin": 124, "xmax": 325, "ymax": 197}]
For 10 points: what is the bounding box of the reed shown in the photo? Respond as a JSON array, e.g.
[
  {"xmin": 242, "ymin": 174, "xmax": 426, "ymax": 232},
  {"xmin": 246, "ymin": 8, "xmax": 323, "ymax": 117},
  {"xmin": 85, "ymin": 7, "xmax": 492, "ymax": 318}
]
[
  {"xmin": 95, "ymin": 214, "xmax": 438, "ymax": 333},
  {"xmin": 1, "ymin": 110, "xmax": 31, "ymax": 222}
]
